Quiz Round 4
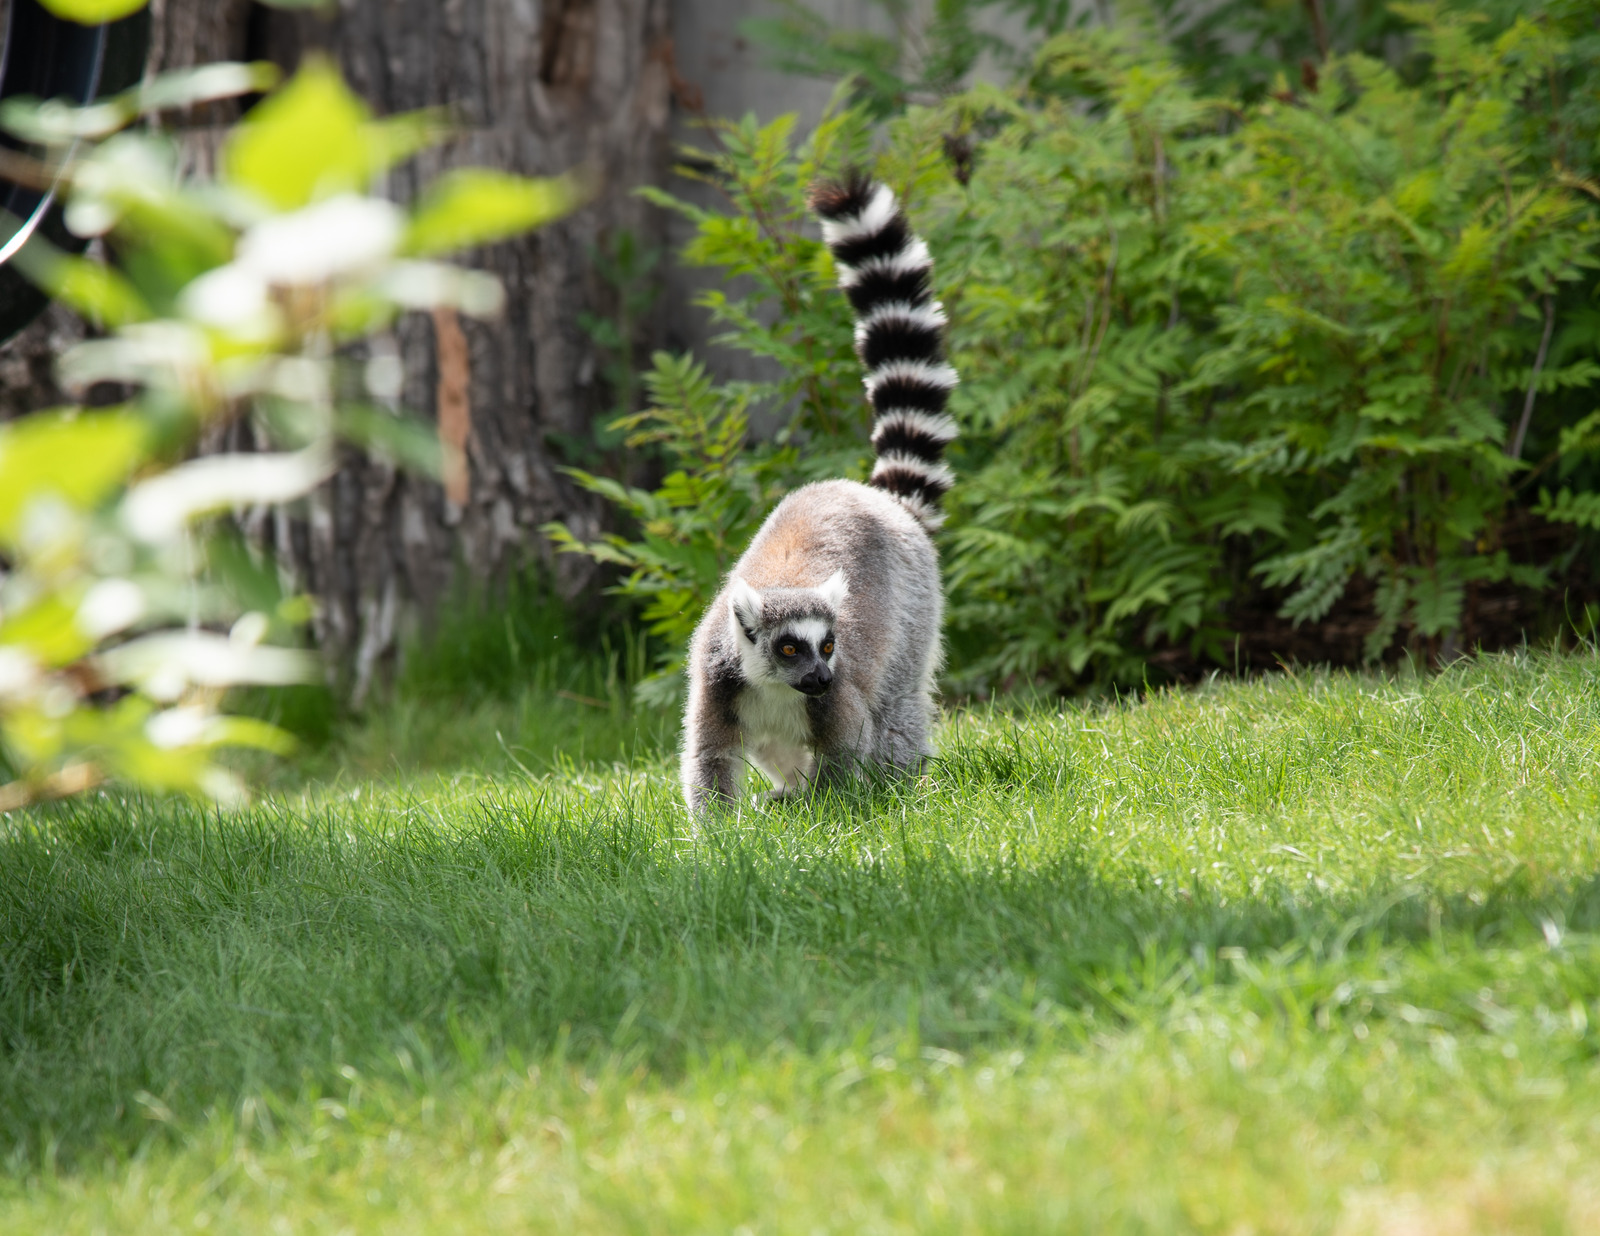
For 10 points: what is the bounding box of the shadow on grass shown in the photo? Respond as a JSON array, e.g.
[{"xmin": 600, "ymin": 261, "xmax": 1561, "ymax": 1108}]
[{"xmin": 1, "ymin": 774, "xmax": 1598, "ymax": 1166}]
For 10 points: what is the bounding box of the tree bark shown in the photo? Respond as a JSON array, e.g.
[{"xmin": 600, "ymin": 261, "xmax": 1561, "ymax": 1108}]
[
  {"xmin": 0, "ymin": 303, "xmax": 87, "ymax": 421},
  {"xmin": 251, "ymin": 0, "xmax": 675, "ymax": 702},
  {"xmin": 0, "ymin": 0, "xmax": 675, "ymax": 705}
]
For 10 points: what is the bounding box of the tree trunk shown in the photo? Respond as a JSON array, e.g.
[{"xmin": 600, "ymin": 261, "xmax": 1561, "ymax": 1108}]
[
  {"xmin": 251, "ymin": 0, "xmax": 675, "ymax": 702},
  {"xmin": 0, "ymin": 0, "xmax": 675, "ymax": 706}
]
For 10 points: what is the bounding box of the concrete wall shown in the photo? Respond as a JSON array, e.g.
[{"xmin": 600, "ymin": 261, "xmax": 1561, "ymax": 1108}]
[
  {"xmin": 656, "ymin": 0, "xmax": 1038, "ymax": 377},
  {"xmin": 658, "ymin": 0, "xmax": 896, "ymax": 378}
]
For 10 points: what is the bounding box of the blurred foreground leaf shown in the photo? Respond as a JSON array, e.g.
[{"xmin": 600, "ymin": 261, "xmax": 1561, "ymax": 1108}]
[
  {"xmin": 0, "ymin": 63, "xmax": 279, "ymax": 145},
  {"xmin": 0, "ymin": 410, "xmax": 147, "ymax": 545},
  {"xmin": 0, "ymin": 49, "xmax": 579, "ymax": 809},
  {"xmin": 223, "ymin": 58, "xmax": 443, "ymax": 211},
  {"xmin": 36, "ymin": 0, "xmax": 147, "ymax": 22},
  {"xmin": 404, "ymin": 169, "xmax": 589, "ymax": 256}
]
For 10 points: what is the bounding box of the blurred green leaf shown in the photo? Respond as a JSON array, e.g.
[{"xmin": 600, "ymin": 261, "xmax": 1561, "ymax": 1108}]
[
  {"xmin": 48, "ymin": 256, "xmax": 150, "ymax": 327},
  {"xmin": 0, "ymin": 64, "xmax": 279, "ymax": 145},
  {"xmin": 206, "ymin": 530, "xmax": 286, "ymax": 617},
  {"xmin": 205, "ymin": 716, "xmax": 297, "ymax": 755},
  {"xmin": 335, "ymin": 404, "xmax": 443, "ymax": 473},
  {"xmin": 0, "ymin": 43, "xmax": 584, "ymax": 809},
  {"xmin": 224, "ymin": 57, "xmax": 368, "ymax": 209},
  {"xmin": 137, "ymin": 61, "xmax": 281, "ymax": 116},
  {"xmin": 64, "ymin": 134, "xmax": 236, "ymax": 295},
  {"xmin": 223, "ymin": 58, "xmax": 442, "ymax": 211},
  {"xmin": 0, "ymin": 595, "xmax": 93, "ymax": 669},
  {"xmin": 36, "ymin": 0, "xmax": 148, "ymax": 21},
  {"xmin": 0, "ymin": 409, "xmax": 147, "ymax": 544},
  {"xmin": 365, "ymin": 109, "xmax": 453, "ymax": 176},
  {"xmin": 403, "ymin": 170, "xmax": 587, "ymax": 256},
  {"xmin": 11, "ymin": 239, "xmax": 149, "ymax": 328}
]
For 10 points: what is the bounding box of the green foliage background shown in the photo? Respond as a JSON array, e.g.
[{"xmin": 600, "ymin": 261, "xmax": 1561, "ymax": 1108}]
[{"xmin": 559, "ymin": 0, "xmax": 1600, "ymax": 693}]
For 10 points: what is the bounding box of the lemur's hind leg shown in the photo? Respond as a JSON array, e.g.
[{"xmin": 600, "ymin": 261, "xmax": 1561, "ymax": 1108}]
[{"xmin": 873, "ymin": 691, "xmax": 936, "ymax": 772}]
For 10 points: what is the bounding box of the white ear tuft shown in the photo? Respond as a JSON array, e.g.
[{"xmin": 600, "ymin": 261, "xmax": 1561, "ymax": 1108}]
[
  {"xmin": 815, "ymin": 569, "xmax": 849, "ymax": 611},
  {"xmin": 728, "ymin": 577, "xmax": 763, "ymax": 639}
]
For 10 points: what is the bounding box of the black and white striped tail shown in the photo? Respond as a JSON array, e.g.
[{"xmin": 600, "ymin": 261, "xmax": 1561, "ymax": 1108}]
[{"xmin": 810, "ymin": 173, "xmax": 957, "ymax": 532}]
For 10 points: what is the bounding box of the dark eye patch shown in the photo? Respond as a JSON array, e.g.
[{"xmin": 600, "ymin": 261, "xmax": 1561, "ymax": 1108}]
[{"xmin": 776, "ymin": 636, "xmax": 811, "ymax": 658}]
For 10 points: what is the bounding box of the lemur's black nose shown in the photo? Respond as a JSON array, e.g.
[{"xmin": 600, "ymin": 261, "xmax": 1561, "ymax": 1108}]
[{"xmin": 797, "ymin": 664, "xmax": 832, "ymax": 696}]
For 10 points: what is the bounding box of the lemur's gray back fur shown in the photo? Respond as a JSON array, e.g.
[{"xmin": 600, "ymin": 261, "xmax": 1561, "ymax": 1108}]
[{"xmin": 680, "ymin": 175, "xmax": 954, "ymax": 814}]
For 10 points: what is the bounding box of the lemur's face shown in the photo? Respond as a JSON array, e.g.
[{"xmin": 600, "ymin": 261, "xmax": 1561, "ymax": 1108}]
[
  {"xmin": 760, "ymin": 616, "xmax": 837, "ymax": 696},
  {"xmin": 728, "ymin": 572, "xmax": 848, "ymax": 697}
]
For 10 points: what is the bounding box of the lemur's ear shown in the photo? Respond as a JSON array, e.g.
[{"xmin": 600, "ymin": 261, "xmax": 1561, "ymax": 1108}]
[
  {"xmin": 728, "ymin": 578, "xmax": 763, "ymax": 640},
  {"xmin": 815, "ymin": 569, "xmax": 849, "ymax": 611}
]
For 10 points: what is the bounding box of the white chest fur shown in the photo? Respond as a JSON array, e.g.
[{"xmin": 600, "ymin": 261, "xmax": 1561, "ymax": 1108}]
[{"xmin": 736, "ymin": 681, "xmax": 815, "ymax": 792}]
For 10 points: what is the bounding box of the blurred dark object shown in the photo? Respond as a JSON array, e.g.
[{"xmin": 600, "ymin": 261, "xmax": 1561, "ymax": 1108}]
[{"xmin": 0, "ymin": 0, "xmax": 148, "ymax": 344}]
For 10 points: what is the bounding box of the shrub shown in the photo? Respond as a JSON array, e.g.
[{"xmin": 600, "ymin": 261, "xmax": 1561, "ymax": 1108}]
[
  {"xmin": 557, "ymin": 2, "xmax": 1600, "ymax": 693},
  {"xmin": 920, "ymin": 5, "xmax": 1600, "ymax": 686}
]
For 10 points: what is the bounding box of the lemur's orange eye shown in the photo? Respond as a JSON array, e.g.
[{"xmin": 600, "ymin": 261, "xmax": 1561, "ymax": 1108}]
[
  {"xmin": 823, "ymin": 642, "xmax": 834, "ymax": 655},
  {"xmin": 781, "ymin": 644, "xmax": 796, "ymax": 657}
]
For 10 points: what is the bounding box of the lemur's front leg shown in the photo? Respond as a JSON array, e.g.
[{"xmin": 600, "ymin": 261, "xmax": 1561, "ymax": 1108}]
[{"xmin": 806, "ymin": 682, "xmax": 874, "ymax": 795}]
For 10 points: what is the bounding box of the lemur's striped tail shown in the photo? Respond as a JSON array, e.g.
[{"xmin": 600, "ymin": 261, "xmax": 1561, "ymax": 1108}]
[{"xmin": 810, "ymin": 173, "xmax": 957, "ymax": 532}]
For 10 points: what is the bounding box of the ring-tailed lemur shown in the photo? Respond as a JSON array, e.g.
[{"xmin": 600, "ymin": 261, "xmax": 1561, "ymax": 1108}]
[{"xmin": 680, "ymin": 173, "xmax": 956, "ymax": 814}]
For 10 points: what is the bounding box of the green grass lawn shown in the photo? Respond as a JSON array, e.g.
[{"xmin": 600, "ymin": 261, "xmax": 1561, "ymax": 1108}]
[{"xmin": 4, "ymin": 649, "xmax": 1600, "ymax": 1232}]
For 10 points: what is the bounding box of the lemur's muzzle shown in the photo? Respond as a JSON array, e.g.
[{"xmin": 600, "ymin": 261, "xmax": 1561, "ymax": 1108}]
[{"xmin": 796, "ymin": 664, "xmax": 833, "ymax": 697}]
